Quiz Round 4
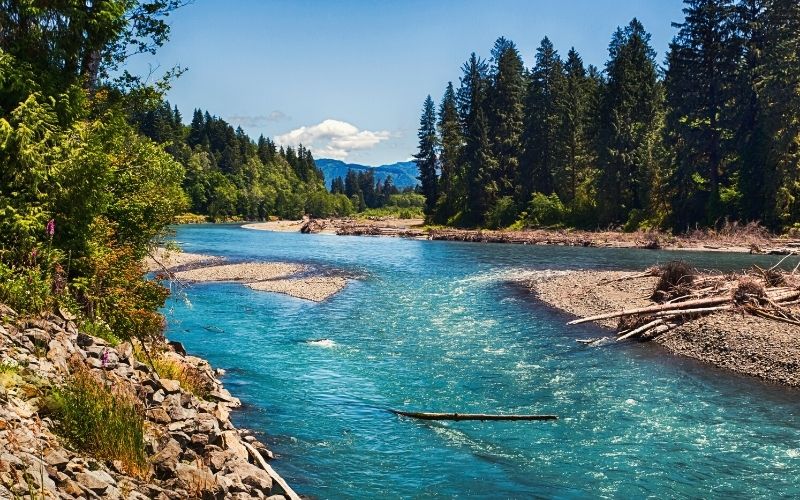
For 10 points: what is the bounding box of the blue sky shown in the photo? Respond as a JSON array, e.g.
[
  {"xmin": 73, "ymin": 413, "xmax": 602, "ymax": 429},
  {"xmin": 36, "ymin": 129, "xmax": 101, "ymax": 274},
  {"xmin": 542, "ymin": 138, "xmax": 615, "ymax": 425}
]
[{"xmin": 136, "ymin": 0, "xmax": 685, "ymax": 165}]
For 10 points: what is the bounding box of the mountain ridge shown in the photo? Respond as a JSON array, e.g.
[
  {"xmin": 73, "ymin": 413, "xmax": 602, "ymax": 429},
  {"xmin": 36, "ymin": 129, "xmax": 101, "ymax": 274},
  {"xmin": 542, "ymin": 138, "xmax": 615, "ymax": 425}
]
[{"xmin": 315, "ymin": 158, "xmax": 419, "ymax": 190}]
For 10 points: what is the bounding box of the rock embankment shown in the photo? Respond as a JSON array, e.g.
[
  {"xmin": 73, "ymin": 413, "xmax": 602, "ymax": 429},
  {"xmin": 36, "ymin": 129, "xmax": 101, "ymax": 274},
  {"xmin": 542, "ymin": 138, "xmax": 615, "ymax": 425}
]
[{"xmin": 0, "ymin": 304, "xmax": 299, "ymax": 499}]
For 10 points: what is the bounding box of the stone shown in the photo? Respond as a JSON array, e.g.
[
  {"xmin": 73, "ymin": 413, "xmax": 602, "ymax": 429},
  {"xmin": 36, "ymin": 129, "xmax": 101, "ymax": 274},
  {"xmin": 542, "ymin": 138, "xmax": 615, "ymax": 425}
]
[
  {"xmin": 220, "ymin": 430, "xmax": 249, "ymax": 461},
  {"xmin": 76, "ymin": 333, "xmax": 94, "ymax": 348},
  {"xmin": 207, "ymin": 450, "xmax": 236, "ymax": 472},
  {"xmin": 25, "ymin": 328, "xmax": 50, "ymax": 346},
  {"xmin": 190, "ymin": 433, "xmax": 209, "ymax": 448},
  {"xmin": 196, "ymin": 414, "xmax": 220, "ymax": 434},
  {"xmin": 116, "ymin": 341, "xmax": 134, "ymax": 361},
  {"xmin": 43, "ymin": 448, "xmax": 69, "ymax": 469},
  {"xmin": 266, "ymin": 496, "xmax": 287, "ymax": 500},
  {"xmin": 86, "ymin": 357, "xmax": 104, "ymax": 369},
  {"xmin": 75, "ymin": 469, "xmax": 114, "ymax": 493},
  {"xmin": 151, "ymin": 389, "xmax": 166, "ymax": 404},
  {"xmin": 46, "ymin": 339, "xmax": 70, "ymax": 373},
  {"xmin": 208, "ymin": 389, "xmax": 240, "ymax": 406},
  {"xmin": 146, "ymin": 407, "xmax": 171, "ymax": 424},
  {"xmin": 173, "ymin": 463, "xmax": 216, "ymax": 493},
  {"xmin": 212, "ymin": 403, "xmax": 230, "ymax": 423},
  {"xmin": 160, "ymin": 379, "xmax": 181, "ymax": 394},
  {"xmin": 169, "ymin": 431, "xmax": 191, "ymax": 447},
  {"xmin": 61, "ymin": 479, "xmax": 84, "ymax": 497},
  {"xmin": 167, "ymin": 420, "xmax": 185, "ymax": 432},
  {"xmin": 25, "ymin": 463, "xmax": 57, "ymax": 493},
  {"xmin": 151, "ymin": 438, "xmax": 182, "ymax": 474}
]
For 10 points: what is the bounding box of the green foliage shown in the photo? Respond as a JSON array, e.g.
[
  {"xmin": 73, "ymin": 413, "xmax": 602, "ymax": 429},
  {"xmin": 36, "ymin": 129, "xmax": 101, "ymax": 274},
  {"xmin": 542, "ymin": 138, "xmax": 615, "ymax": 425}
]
[
  {"xmin": 524, "ymin": 192, "xmax": 566, "ymax": 227},
  {"xmin": 150, "ymin": 355, "xmax": 211, "ymax": 399},
  {"xmin": 80, "ymin": 319, "xmax": 121, "ymax": 347},
  {"xmin": 0, "ymin": 262, "xmax": 52, "ymax": 315},
  {"xmin": 485, "ymin": 196, "xmax": 519, "ymax": 229},
  {"xmin": 47, "ymin": 367, "xmax": 147, "ymax": 477}
]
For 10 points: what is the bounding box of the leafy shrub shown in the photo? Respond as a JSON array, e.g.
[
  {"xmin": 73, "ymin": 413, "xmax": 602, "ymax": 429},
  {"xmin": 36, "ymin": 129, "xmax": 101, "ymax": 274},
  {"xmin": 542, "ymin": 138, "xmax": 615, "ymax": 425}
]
[
  {"xmin": 386, "ymin": 193, "xmax": 425, "ymax": 209},
  {"xmin": 0, "ymin": 262, "xmax": 52, "ymax": 314},
  {"xmin": 485, "ymin": 196, "xmax": 518, "ymax": 229},
  {"xmin": 47, "ymin": 367, "xmax": 148, "ymax": 477},
  {"xmin": 526, "ymin": 192, "xmax": 566, "ymax": 227},
  {"xmin": 80, "ymin": 319, "xmax": 121, "ymax": 347}
]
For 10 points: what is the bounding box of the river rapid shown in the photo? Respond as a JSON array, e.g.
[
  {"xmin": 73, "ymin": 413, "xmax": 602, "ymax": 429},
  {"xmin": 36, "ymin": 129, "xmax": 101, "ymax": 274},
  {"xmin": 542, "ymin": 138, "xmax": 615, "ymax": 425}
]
[{"xmin": 163, "ymin": 224, "xmax": 800, "ymax": 499}]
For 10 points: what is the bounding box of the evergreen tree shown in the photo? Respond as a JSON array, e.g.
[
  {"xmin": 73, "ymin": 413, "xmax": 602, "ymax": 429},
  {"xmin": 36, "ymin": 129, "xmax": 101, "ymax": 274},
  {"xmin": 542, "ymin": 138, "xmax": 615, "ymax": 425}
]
[
  {"xmin": 597, "ymin": 19, "xmax": 662, "ymax": 224},
  {"xmin": 666, "ymin": 0, "xmax": 740, "ymax": 228},
  {"xmin": 488, "ymin": 37, "xmax": 526, "ymax": 199},
  {"xmin": 414, "ymin": 95, "xmax": 439, "ymax": 218},
  {"xmin": 435, "ymin": 82, "xmax": 462, "ymax": 223},
  {"xmin": 521, "ymin": 37, "xmax": 566, "ymax": 201},
  {"xmin": 457, "ymin": 54, "xmax": 495, "ymax": 226},
  {"xmin": 560, "ymin": 48, "xmax": 592, "ymax": 205}
]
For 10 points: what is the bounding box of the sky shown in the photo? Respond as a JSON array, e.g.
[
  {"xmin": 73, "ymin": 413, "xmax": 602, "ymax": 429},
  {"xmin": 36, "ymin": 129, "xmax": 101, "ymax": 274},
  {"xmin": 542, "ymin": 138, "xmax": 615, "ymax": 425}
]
[{"xmin": 133, "ymin": 0, "xmax": 686, "ymax": 166}]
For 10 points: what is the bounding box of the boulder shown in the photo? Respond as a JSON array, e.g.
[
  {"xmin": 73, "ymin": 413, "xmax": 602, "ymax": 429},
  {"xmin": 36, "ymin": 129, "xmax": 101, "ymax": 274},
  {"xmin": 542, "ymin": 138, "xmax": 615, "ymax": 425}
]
[
  {"xmin": 219, "ymin": 430, "xmax": 249, "ymax": 461},
  {"xmin": 160, "ymin": 378, "xmax": 181, "ymax": 394},
  {"xmin": 151, "ymin": 438, "xmax": 182, "ymax": 475},
  {"xmin": 75, "ymin": 469, "xmax": 114, "ymax": 493}
]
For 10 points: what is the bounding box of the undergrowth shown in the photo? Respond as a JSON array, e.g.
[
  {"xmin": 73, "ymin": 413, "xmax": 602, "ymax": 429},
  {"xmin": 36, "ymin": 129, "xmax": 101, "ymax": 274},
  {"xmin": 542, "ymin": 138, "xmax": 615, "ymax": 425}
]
[{"xmin": 46, "ymin": 367, "xmax": 148, "ymax": 477}]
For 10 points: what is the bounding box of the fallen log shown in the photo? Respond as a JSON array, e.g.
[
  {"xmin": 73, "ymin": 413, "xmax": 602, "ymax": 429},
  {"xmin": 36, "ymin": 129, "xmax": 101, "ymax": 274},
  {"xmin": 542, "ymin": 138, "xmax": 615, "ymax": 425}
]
[
  {"xmin": 243, "ymin": 441, "xmax": 302, "ymax": 500},
  {"xmin": 390, "ymin": 410, "xmax": 557, "ymax": 421},
  {"xmin": 567, "ymin": 295, "xmax": 732, "ymax": 325},
  {"xmin": 652, "ymin": 305, "xmax": 733, "ymax": 318},
  {"xmin": 617, "ymin": 319, "xmax": 664, "ymax": 342}
]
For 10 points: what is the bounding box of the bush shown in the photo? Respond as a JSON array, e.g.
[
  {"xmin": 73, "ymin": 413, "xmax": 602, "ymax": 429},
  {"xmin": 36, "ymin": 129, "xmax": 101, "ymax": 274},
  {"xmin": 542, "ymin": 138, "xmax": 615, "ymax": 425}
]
[
  {"xmin": 80, "ymin": 319, "xmax": 121, "ymax": 347},
  {"xmin": 150, "ymin": 355, "xmax": 211, "ymax": 399},
  {"xmin": 526, "ymin": 192, "xmax": 566, "ymax": 227},
  {"xmin": 485, "ymin": 196, "xmax": 518, "ymax": 229},
  {"xmin": 46, "ymin": 367, "xmax": 148, "ymax": 477},
  {"xmin": 0, "ymin": 262, "xmax": 52, "ymax": 314}
]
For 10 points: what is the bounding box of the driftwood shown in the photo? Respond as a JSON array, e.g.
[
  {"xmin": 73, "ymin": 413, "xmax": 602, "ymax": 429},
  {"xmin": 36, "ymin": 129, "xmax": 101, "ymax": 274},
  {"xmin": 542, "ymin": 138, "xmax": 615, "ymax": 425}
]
[
  {"xmin": 567, "ymin": 296, "xmax": 732, "ymax": 325},
  {"xmin": 391, "ymin": 410, "xmax": 557, "ymax": 421},
  {"xmin": 243, "ymin": 441, "xmax": 302, "ymax": 500},
  {"xmin": 566, "ymin": 261, "xmax": 800, "ymax": 344}
]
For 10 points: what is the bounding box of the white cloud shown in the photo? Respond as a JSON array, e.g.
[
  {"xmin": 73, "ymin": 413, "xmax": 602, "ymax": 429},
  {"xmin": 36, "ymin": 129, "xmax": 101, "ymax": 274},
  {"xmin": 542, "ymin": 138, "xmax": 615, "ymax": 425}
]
[
  {"xmin": 225, "ymin": 110, "xmax": 290, "ymax": 127},
  {"xmin": 274, "ymin": 119, "xmax": 391, "ymax": 160}
]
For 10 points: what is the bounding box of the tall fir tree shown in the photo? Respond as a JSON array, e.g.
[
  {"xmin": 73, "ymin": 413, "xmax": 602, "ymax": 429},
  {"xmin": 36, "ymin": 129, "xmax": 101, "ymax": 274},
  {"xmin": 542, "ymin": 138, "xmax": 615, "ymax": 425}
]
[
  {"xmin": 560, "ymin": 48, "xmax": 592, "ymax": 205},
  {"xmin": 414, "ymin": 95, "xmax": 439, "ymax": 218},
  {"xmin": 665, "ymin": 0, "xmax": 740, "ymax": 228},
  {"xmin": 521, "ymin": 37, "xmax": 565, "ymax": 201},
  {"xmin": 597, "ymin": 19, "xmax": 662, "ymax": 225},
  {"xmin": 487, "ymin": 37, "xmax": 526, "ymax": 200},
  {"xmin": 435, "ymin": 82, "xmax": 463, "ymax": 223},
  {"xmin": 457, "ymin": 54, "xmax": 496, "ymax": 226}
]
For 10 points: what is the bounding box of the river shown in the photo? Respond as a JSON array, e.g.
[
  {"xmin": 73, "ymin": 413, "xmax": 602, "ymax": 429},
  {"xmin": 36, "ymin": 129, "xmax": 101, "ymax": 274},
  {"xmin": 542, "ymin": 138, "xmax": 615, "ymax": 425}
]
[{"xmin": 163, "ymin": 224, "xmax": 800, "ymax": 499}]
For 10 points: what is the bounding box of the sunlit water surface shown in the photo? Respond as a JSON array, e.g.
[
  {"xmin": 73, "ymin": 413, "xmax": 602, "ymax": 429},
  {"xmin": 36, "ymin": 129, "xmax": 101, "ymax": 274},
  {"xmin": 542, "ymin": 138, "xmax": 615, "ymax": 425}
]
[{"xmin": 163, "ymin": 225, "xmax": 800, "ymax": 499}]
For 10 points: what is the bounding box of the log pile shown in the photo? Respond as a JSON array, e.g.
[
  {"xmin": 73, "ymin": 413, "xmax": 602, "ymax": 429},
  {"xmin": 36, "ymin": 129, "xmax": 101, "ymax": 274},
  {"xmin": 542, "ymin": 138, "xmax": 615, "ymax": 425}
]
[{"xmin": 569, "ymin": 260, "xmax": 800, "ymax": 343}]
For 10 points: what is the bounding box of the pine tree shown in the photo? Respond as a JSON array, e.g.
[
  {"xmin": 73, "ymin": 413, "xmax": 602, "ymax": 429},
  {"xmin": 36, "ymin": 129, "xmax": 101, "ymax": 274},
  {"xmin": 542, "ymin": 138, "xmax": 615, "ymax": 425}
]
[
  {"xmin": 560, "ymin": 48, "xmax": 592, "ymax": 205},
  {"xmin": 457, "ymin": 53, "xmax": 495, "ymax": 226},
  {"xmin": 414, "ymin": 95, "xmax": 439, "ymax": 218},
  {"xmin": 521, "ymin": 37, "xmax": 565, "ymax": 201},
  {"xmin": 487, "ymin": 37, "xmax": 526, "ymax": 199},
  {"xmin": 435, "ymin": 82, "xmax": 462, "ymax": 223},
  {"xmin": 597, "ymin": 19, "xmax": 662, "ymax": 225},
  {"xmin": 666, "ymin": 0, "xmax": 740, "ymax": 228}
]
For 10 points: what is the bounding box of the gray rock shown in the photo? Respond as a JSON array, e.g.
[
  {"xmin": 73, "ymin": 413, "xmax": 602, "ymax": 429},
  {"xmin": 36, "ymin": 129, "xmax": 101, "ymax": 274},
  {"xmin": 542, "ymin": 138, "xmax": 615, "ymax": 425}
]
[
  {"xmin": 160, "ymin": 378, "xmax": 181, "ymax": 394},
  {"xmin": 146, "ymin": 407, "xmax": 171, "ymax": 424},
  {"xmin": 151, "ymin": 438, "xmax": 182, "ymax": 475},
  {"xmin": 76, "ymin": 333, "xmax": 94, "ymax": 348},
  {"xmin": 173, "ymin": 463, "xmax": 218, "ymax": 495},
  {"xmin": 25, "ymin": 328, "xmax": 50, "ymax": 346},
  {"xmin": 75, "ymin": 469, "xmax": 113, "ymax": 493},
  {"xmin": 43, "ymin": 448, "xmax": 69, "ymax": 469},
  {"xmin": 151, "ymin": 389, "xmax": 166, "ymax": 404}
]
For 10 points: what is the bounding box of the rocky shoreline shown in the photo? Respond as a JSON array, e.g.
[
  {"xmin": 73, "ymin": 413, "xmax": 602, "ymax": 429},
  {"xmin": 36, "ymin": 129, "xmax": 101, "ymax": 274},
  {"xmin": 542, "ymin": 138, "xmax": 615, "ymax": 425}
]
[
  {"xmin": 0, "ymin": 304, "xmax": 300, "ymax": 499},
  {"xmin": 242, "ymin": 217, "xmax": 800, "ymax": 254},
  {"xmin": 530, "ymin": 270, "xmax": 800, "ymax": 387}
]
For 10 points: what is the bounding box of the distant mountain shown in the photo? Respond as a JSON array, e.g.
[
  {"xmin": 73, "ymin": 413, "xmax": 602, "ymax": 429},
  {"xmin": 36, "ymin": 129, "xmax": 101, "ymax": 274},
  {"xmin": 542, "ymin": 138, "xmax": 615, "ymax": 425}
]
[{"xmin": 315, "ymin": 159, "xmax": 419, "ymax": 190}]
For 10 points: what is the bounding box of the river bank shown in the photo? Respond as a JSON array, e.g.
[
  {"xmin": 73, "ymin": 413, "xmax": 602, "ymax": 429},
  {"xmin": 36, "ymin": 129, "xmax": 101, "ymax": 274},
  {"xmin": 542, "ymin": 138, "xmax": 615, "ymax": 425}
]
[
  {"xmin": 0, "ymin": 304, "xmax": 299, "ymax": 499},
  {"xmin": 242, "ymin": 217, "xmax": 799, "ymax": 254},
  {"xmin": 529, "ymin": 269, "xmax": 800, "ymax": 387}
]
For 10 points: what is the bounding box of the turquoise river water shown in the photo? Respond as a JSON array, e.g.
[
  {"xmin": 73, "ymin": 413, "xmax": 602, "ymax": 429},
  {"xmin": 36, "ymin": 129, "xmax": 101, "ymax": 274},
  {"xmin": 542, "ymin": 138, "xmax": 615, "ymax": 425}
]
[{"xmin": 163, "ymin": 224, "xmax": 800, "ymax": 499}]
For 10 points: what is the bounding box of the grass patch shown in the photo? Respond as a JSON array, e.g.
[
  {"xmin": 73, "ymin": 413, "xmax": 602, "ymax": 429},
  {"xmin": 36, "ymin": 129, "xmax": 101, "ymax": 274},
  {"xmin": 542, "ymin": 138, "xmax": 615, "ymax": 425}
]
[
  {"xmin": 151, "ymin": 356, "xmax": 211, "ymax": 399},
  {"xmin": 46, "ymin": 367, "xmax": 148, "ymax": 477},
  {"xmin": 80, "ymin": 319, "xmax": 121, "ymax": 347}
]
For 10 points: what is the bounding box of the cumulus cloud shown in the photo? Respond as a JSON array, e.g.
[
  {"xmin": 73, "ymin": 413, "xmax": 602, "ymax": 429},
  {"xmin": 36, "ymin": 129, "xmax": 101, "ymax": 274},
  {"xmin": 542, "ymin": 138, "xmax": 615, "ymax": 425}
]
[
  {"xmin": 274, "ymin": 119, "xmax": 391, "ymax": 160},
  {"xmin": 226, "ymin": 110, "xmax": 290, "ymax": 127}
]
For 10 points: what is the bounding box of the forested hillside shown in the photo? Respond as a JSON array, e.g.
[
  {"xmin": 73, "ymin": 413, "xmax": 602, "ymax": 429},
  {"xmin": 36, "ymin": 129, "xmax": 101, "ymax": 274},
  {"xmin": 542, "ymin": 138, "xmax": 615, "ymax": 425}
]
[
  {"xmin": 133, "ymin": 103, "xmax": 353, "ymax": 220},
  {"xmin": 415, "ymin": 0, "xmax": 800, "ymax": 231}
]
